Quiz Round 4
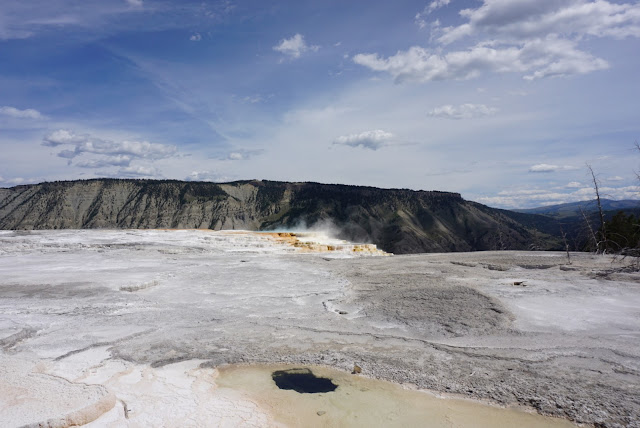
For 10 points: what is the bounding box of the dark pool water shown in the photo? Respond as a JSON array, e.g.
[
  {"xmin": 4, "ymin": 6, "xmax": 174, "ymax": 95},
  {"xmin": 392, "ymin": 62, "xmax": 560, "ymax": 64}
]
[{"xmin": 271, "ymin": 368, "xmax": 337, "ymax": 393}]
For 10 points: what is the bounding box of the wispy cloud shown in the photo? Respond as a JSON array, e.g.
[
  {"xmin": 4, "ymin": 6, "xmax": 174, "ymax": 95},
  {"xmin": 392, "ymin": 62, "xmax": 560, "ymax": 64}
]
[
  {"xmin": 185, "ymin": 171, "xmax": 229, "ymax": 182},
  {"xmin": 218, "ymin": 148, "xmax": 264, "ymax": 161},
  {"xmin": 528, "ymin": 164, "xmax": 577, "ymax": 173},
  {"xmin": 117, "ymin": 165, "xmax": 160, "ymax": 178},
  {"xmin": 238, "ymin": 94, "xmax": 272, "ymax": 104},
  {"xmin": 0, "ymin": 1, "xmax": 136, "ymax": 40},
  {"xmin": 415, "ymin": 0, "xmax": 451, "ymax": 28},
  {"xmin": 333, "ymin": 130, "xmax": 395, "ymax": 150},
  {"xmin": 0, "ymin": 177, "xmax": 27, "ymax": 186},
  {"xmin": 428, "ymin": 0, "xmax": 451, "ymax": 13},
  {"xmin": 189, "ymin": 33, "xmax": 202, "ymax": 41},
  {"xmin": 273, "ymin": 33, "xmax": 319, "ymax": 59},
  {"xmin": 428, "ymin": 103, "xmax": 497, "ymax": 120},
  {"xmin": 0, "ymin": 106, "xmax": 45, "ymax": 119},
  {"xmin": 0, "ymin": 0, "xmax": 235, "ymax": 41}
]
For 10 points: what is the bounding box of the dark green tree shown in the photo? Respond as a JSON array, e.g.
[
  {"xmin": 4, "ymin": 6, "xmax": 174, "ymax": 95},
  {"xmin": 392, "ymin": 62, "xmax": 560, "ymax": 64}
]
[{"xmin": 603, "ymin": 211, "xmax": 640, "ymax": 255}]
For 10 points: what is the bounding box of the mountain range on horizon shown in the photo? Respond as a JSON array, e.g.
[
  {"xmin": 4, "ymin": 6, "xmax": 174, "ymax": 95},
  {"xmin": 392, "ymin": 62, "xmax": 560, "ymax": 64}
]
[
  {"xmin": 513, "ymin": 199, "xmax": 640, "ymax": 218},
  {"xmin": 0, "ymin": 178, "xmax": 561, "ymax": 254}
]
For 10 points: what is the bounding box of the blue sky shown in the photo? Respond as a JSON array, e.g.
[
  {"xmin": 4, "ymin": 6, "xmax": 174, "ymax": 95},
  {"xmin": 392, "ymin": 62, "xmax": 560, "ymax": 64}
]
[{"xmin": 1, "ymin": 0, "xmax": 639, "ymax": 208}]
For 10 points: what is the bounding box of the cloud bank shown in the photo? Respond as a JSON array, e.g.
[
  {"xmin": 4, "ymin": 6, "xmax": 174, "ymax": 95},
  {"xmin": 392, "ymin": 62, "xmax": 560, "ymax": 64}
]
[
  {"xmin": 353, "ymin": 37, "xmax": 609, "ymax": 82},
  {"xmin": 356, "ymin": 0, "xmax": 639, "ymax": 82},
  {"xmin": 43, "ymin": 129, "xmax": 177, "ymax": 161},
  {"xmin": 438, "ymin": 0, "xmax": 640, "ymax": 44},
  {"xmin": 41, "ymin": 129, "xmax": 177, "ymax": 177}
]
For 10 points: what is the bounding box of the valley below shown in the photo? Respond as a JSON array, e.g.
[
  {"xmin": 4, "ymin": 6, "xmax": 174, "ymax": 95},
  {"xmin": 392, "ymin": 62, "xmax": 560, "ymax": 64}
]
[{"xmin": 0, "ymin": 229, "xmax": 638, "ymax": 427}]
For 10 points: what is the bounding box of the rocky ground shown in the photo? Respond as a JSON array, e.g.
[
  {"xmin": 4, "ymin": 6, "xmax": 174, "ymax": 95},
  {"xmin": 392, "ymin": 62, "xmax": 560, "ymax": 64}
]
[
  {"xmin": 320, "ymin": 252, "xmax": 640, "ymax": 427},
  {"xmin": 0, "ymin": 230, "xmax": 638, "ymax": 427}
]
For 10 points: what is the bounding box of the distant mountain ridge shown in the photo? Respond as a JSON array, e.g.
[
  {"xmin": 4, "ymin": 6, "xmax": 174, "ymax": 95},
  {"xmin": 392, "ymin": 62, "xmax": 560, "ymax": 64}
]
[
  {"xmin": 0, "ymin": 179, "xmax": 558, "ymax": 254},
  {"xmin": 514, "ymin": 199, "xmax": 640, "ymax": 219},
  {"xmin": 505, "ymin": 198, "xmax": 640, "ymax": 251}
]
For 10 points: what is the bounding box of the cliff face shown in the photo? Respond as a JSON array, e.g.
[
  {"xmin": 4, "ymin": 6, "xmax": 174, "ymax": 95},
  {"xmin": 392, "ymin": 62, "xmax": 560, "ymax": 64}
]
[{"xmin": 0, "ymin": 179, "xmax": 553, "ymax": 254}]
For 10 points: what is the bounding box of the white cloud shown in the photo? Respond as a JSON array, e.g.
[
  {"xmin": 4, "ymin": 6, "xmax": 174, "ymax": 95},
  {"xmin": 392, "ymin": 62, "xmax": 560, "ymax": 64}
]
[
  {"xmin": 190, "ymin": 33, "xmax": 201, "ymax": 41},
  {"xmin": 566, "ymin": 181, "xmax": 583, "ymax": 188},
  {"xmin": 117, "ymin": 165, "xmax": 161, "ymax": 178},
  {"xmin": 241, "ymin": 94, "xmax": 267, "ymax": 104},
  {"xmin": 333, "ymin": 130, "xmax": 395, "ymax": 150},
  {"xmin": 415, "ymin": 0, "xmax": 452, "ymax": 28},
  {"xmin": 185, "ymin": 171, "xmax": 229, "ymax": 182},
  {"xmin": 41, "ymin": 130, "xmax": 177, "ymax": 177},
  {"xmin": 353, "ymin": 36, "xmax": 608, "ymax": 82},
  {"xmin": 220, "ymin": 149, "xmax": 263, "ymax": 161},
  {"xmin": 273, "ymin": 33, "xmax": 319, "ymax": 59},
  {"xmin": 528, "ymin": 164, "xmax": 578, "ymax": 173},
  {"xmin": 427, "ymin": 0, "xmax": 451, "ymax": 13},
  {"xmin": 0, "ymin": 106, "xmax": 45, "ymax": 119},
  {"xmin": 125, "ymin": 0, "xmax": 143, "ymax": 7},
  {"xmin": 438, "ymin": 0, "xmax": 640, "ymax": 45},
  {"xmin": 42, "ymin": 129, "xmax": 177, "ymax": 160},
  {"xmin": 361, "ymin": 1, "xmax": 639, "ymax": 83},
  {"xmin": 428, "ymin": 103, "xmax": 498, "ymax": 119},
  {"xmin": 415, "ymin": 13, "xmax": 428, "ymax": 30},
  {"xmin": 0, "ymin": 177, "xmax": 26, "ymax": 186},
  {"xmin": 42, "ymin": 129, "xmax": 87, "ymax": 146},
  {"xmin": 75, "ymin": 156, "xmax": 132, "ymax": 168},
  {"xmin": 606, "ymin": 175, "xmax": 624, "ymax": 182}
]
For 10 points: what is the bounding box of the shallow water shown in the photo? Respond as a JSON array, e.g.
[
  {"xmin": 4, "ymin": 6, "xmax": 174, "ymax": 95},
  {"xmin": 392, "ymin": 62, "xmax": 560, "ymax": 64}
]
[
  {"xmin": 216, "ymin": 364, "xmax": 577, "ymax": 428},
  {"xmin": 272, "ymin": 368, "xmax": 338, "ymax": 393}
]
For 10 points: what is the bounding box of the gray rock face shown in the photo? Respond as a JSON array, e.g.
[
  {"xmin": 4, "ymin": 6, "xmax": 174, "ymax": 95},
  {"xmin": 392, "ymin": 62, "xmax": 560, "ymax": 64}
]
[{"xmin": 0, "ymin": 179, "xmax": 554, "ymax": 254}]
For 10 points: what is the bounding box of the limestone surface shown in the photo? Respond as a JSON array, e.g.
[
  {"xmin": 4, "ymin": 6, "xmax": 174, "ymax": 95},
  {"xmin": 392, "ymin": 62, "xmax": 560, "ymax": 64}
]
[{"xmin": 0, "ymin": 230, "xmax": 638, "ymax": 427}]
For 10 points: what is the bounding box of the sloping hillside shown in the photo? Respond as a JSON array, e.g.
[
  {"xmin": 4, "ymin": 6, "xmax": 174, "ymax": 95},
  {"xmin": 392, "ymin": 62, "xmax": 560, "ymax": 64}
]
[
  {"xmin": 506, "ymin": 199, "xmax": 640, "ymax": 251},
  {"xmin": 0, "ymin": 179, "xmax": 557, "ymax": 254}
]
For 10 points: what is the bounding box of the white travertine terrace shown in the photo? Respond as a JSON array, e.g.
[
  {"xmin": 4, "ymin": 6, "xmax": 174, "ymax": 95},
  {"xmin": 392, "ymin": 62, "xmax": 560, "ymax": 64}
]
[
  {"xmin": 1, "ymin": 229, "xmax": 638, "ymax": 427},
  {"xmin": 0, "ymin": 229, "xmax": 387, "ymax": 427}
]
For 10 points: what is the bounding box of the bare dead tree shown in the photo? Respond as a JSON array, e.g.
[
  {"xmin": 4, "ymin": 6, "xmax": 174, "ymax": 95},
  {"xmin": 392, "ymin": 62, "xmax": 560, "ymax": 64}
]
[
  {"xmin": 587, "ymin": 163, "xmax": 607, "ymax": 253},
  {"xmin": 560, "ymin": 223, "xmax": 571, "ymax": 264},
  {"xmin": 636, "ymin": 140, "xmax": 640, "ymax": 181},
  {"xmin": 579, "ymin": 206, "xmax": 598, "ymax": 252},
  {"xmin": 498, "ymin": 225, "xmax": 506, "ymax": 251}
]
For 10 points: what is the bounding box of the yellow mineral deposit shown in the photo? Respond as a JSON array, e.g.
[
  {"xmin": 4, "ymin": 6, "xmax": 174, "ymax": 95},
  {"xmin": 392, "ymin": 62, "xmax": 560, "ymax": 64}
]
[{"xmin": 264, "ymin": 231, "xmax": 389, "ymax": 255}]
